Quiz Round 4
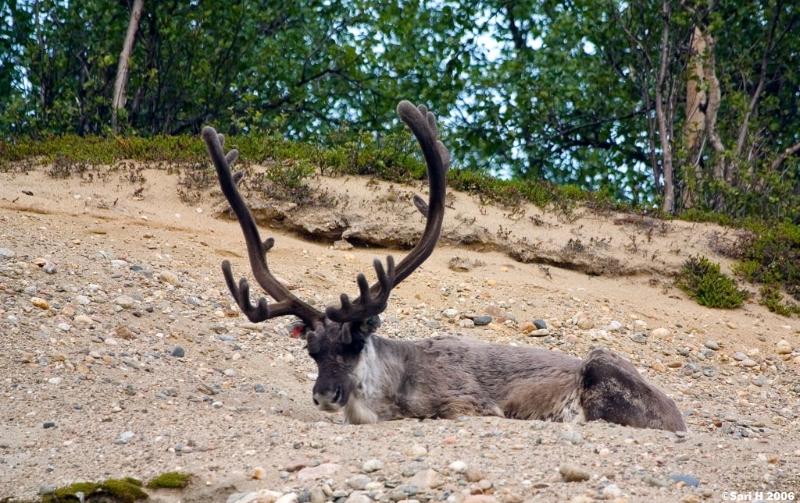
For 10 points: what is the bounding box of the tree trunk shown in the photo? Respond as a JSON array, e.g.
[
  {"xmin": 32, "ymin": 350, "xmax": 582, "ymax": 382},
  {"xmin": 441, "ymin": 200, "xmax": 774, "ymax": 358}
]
[
  {"xmin": 112, "ymin": 0, "xmax": 145, "ymax": 134},
  {"xmin": 656, "ymin": 0, "xmax": 675, "ymax": 214},
  {"xmin": 682, "ymin": 26, "xmax": 707, "ymax": 209}
]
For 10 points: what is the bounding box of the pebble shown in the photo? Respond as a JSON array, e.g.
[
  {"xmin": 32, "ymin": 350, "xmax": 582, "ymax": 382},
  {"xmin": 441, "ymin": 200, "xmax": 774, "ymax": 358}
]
[
  {"xmin": 473, "ymin": 316, "xmax": 492, "ymax": 326},
  {"xmin": 559, "ymin": 430, "xmax": 584, "ymax": 445},
  {"xmin": 115, "ymin": 431, "xmax": 135, "ymax": 444},
  {"xmin": 668, "ymin": 474, "xmax": 700, "ymax": 487},
  {"xmin": 533, "ymin": 319, "xmax": 547, "ymax": 329},
  {"xmin": 651, "ymin": 361, "xmax": 666, "ymax": 372},
  {"xmin": 628, "ymin": 333, "xmax": 647, "ymax": 344},
  {"xmin": 30, "ymin": 297, "xmax": 49, "ymax": 310},
  {"xmin": 298, "ymin": 463, "xmax": 341, "ymax": 480},
  {"xmin": 641, "ymin": 475, "xmax": 669, "ymax": 487},
  {"xmin": 347, "ymin": 475, "xmax": 372, "ymax": 490},
  {"xmin": 704, "ymin": 340, "xmax": 720, "ymax": 350},
  {"xmin": 459, "ymin": 319, "xmax": 475, "ymax": 328},
  {"xmin": 777, "ymin": 340, "xmax": 792, "ymax": 354},
  {"xmin": 57, "ymin": 322, "xmax": 71, "ymax": 332},
  {"xmin": 43, "ymin": 264, "xmax": 57, "ymax": 274},
  {"xmin": 251, "ymin": 467, "xmax": 266, "ymax": 479},
  {"xmin": 254, "ymin": 383, "xmax": 266, "ymax": 393},
  {"xmin": 158, "ymin": 270, "xmax": 180, "ymax": 285},
  {"xmin": 519, "ymin": 321, "xmax": 536, "ymax": 334},
  {"xmin": 344, "ymin": 493, "xmax": 370, "ymax": 503},
  {"xmin": 363, "ymin": 459, "xmax": 384, "ymax": 472},
  {"xmin": 448, "ymin": 460, "xmax": 467, "ymax": 473},
  {"xmin": 464, "ymin": 496, "xmax": 496, "ymax": 503},
  {"xmin": 732, "ymin": 352, "xmax": 747, "ymax": 361},
  {"xmin": 602, "ymin": 484, "xmax": 622, "ymax": 499},
  {"xmin": 741, "ymin": 359, "xmax": 758, "ymax": 368},
  {"xmin": 651, "ymin": 327, "xmax": 670, "ymax": 337},
  {"xmin": 527, "ymin": 328, "xmax": 550, "ymax": 337},
  {"xmin": 0, "ymin": 248, "xmax": 16, "ymax": 259},
  {"xmin": 43, "ymin": 422, "xmax": 56, "ymax": 429},
  {"xmin": 408, "ymin": 468, "xmax": 443, "ymax": 489},
  {"xmin": 171, "ymin": 346, "xmax": 185, "ymax": 358},
  {"xmin": 465, "ymin": 466, "xmax": 484, "ymax": 482},
  {"xmin": 114, "ymin": 296, "xmax": 135, "ymax": 309},
  {"xmin": 576, "ymin": 317, "xmax": 594, "ymax": 330},
  {"xmin": 405, "ymin": 444, "xmax": 428, "ymax": 457},
  {"xmin": 559, "ymin": 465, "xmax": 590, "ymax": 482},
  {"xmin": 442, "ymin": 308, "xmax": 459, "ymax": 319}
]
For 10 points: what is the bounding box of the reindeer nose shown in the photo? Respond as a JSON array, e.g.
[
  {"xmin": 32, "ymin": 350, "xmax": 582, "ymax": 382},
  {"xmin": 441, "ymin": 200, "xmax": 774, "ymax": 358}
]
[{"xmin": 313, "ymin": 385, "xmax": 344, "ymax": 411}]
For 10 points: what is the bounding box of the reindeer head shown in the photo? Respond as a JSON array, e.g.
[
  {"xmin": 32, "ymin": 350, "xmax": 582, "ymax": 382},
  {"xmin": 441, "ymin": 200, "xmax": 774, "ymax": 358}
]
[{"xmin": 202, "ymin": 101, "xmax": 449, "ymax": 416}]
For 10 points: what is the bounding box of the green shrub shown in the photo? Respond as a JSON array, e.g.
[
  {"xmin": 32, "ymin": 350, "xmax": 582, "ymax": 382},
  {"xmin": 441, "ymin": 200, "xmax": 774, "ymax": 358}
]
[{"xmin": 677, "ymin": 256, "xmax": 749, "ymax": 309}]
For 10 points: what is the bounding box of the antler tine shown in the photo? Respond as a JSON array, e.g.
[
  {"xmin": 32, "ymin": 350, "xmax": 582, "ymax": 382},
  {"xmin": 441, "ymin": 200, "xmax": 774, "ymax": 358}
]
[
  {"xmin": 384, "ymin": 101, "xmax": 448, "ymax": 287},
  {"xmin": 202, "ymin": 126, "xmax": 324, "ymax": 327},
  {"xmin": 326, "ymin": 257, "xmax": 396, "ymax": 323},
  {"xmin": 326, "ymin": 101, "xmax": 448, "ymax": 324}
]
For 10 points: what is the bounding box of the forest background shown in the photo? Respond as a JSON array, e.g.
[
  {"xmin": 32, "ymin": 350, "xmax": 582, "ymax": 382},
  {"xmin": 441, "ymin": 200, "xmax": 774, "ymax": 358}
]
[{"xmin": 1, "ymin": 0, "xmax": 799, "ymax": 220}]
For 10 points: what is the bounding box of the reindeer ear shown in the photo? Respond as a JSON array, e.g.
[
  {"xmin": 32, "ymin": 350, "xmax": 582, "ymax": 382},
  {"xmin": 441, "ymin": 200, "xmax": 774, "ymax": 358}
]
[
  {"xmin": 357, "ymin": 315, "xmax": 382, "ymax": 337},
  {"xmin": 306, "ymin": 323, "xmax": 325, "ymax": 354}
]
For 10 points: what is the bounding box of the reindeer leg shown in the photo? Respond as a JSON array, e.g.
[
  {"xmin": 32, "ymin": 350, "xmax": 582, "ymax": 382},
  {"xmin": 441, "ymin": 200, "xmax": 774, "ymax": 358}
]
[{"xmin": 578, "ymin": 349, "xmax": 686, "ymax": 432}]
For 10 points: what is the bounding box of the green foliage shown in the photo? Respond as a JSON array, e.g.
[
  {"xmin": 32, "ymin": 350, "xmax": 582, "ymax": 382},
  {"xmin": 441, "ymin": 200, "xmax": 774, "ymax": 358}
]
[
  {"xmin": 758, "ymin": 284, "xmax": 800, "ymax": 317},
  {"xmin": 677, "ymin": 256, "xmax": 749, "ymax": 309},
  {"xmin": 145, "ymin": 472, "xmax": 191, "ymax": 490},
  {"xmin": 42, "ymin": 478, "xmax": 147, "ymax": 502}
]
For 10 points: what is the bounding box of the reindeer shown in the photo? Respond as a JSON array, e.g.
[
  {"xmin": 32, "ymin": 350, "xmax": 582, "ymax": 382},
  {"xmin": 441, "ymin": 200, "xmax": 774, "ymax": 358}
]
[{"xmin": 201, "ymin": 101, "xmax": 686, "ymax": 432}]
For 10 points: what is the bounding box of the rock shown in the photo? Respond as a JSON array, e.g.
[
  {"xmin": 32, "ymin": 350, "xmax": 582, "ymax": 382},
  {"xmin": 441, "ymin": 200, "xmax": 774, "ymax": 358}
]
[
  {"xmin": 57, "ymin": 323, "xmax": 71, "ymax": 332},
  {"xmin": 448, "ymin": 460, "xmax": 467, "ymax": 473},
  {"xmin": 43, "ymin": 422, "xmax": 56, "ymax": 429},
  {"xmin": 533, "ymin": 319, "xmax": 547, "ymax": 329},
  {"xmin": 527, "ymin": 328, "xmax": 550, "ymax": 337},
  {"xmin": 254, "ymin": 383, "xmax": 266, "ymax": 393},
  {"xmin": 442, "ymin": 308, "xmax": 459, "ymax": 319},
  {"xmin": 158, "ymin": 270, "xmax": 180, "ymax": 285},
  {"xmin": 115, "ymin": 431, "xmax": 135, "ymax": 444},
  {"xmin": 651, "ymin": 327, "xmax": 670, "ymax": 338},
  {"xmin": 642, "ymin": 475, "xmax": 669, "ymax": 487},
  {"xmin": 405, "ymin": 444, "xmax": 427, "ymax": 457},
  {"xmin": 732, "ymin": 352, "xmax": 747, "ymax": 361},
  {"xmin": 333, "ymin": 239, "xmax": 354, "ymax": 251},
  {"xmin": 74, "ymin": 314, "xmax": 93, "ymax": 325},
  {"xmin": 464, "ymin": 496, "xmax": 496, "ymax": 503},
  {"xmin": 0, "ymin": 248, "xmax": 16, "ymax": 259},
  {"xmin": 465, "ymin": 466, "xmax": 484, "ymax": 482},
  {"xmin": 363, "ymin": 459, "xmax": 384, "ymax": 472},
  {"xmin": 408, "ymin": 468, "xmax": 443, "ymax": 489},
  {"xmin": 741, "ymin": 359, "xmax": 758, "ymax": 368},
  {"xmin": 651, "ymin": 361, "xmax": 666, "ymax": 372},
  {"xmin": 519, "ymin": 321, "xmax": 536, "ymax": 334},
  {"xmin": 276, "ymin": 494, "xmax": 298, "ymax": 503},
  {"xmin": 577, "ymin": 318, "xmax": 594, "ymax": 330},
  {"xmin": 628, "ymin": 333, "xmax": 647, "ymax": 344},
  {"xmin": 251, "ymin": 467, "xmax": 266, "ymax": 479},
  {"xmin": 30, "ymin": 297, "xmax": 49, "ymax": 309},
  {"xmin": 668, "ymin": 474, "xmax": 700, "ymax": 487},
  {"xmin": 347, "ymin": 474, "xmax": 371, "ymax": 490},
  {"xmin": 171, "ymin": 346, "xmax": 185, "ymax": 358},
  {"xmin": 602, "ymin": 484, "xmax": 622, "ymax": 499},
  {"xmin": 559, "ymin": 465, "xmax": 590, "ymax": 482},
  {"xmin": 559, "ymin": 430, "xmax": 584, "ymax": 445},
  {"xmin": 298, "ymin": 463, "xmax": 341, "ymax": 480},
  {"xmin": 777, "ymin": 340, "xmax": 792, "ymax": 354},
  {"xmin": 459, "ymin": 319, "xmax": 475, "ymax": 328},
  {"xmin": 114, "ymin": 296, "xmax": 135, "ymax": 309},
  {"xmin": 344, "ymin": 493, "xmax": 370, "ymax": 503},
  {"xmin": 285, "ymin": 458, "xmax": 309, "ymax": 472},
  {"xmin": 43, "ymin": 263, "xmax": 57, "ymax": 274},
  {"xmin": 704, "ymin": 340, "xmax": 720, "ymax": 351},
  {"xmin": 473, "ymin": 316, "xmax": 492, "ymax": 326}
]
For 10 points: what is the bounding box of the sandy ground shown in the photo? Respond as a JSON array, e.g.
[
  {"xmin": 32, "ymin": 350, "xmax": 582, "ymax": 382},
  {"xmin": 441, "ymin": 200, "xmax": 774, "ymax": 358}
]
[{"xmin": 1, "ymin": 164, "xmax": 799, "ymax": 503}]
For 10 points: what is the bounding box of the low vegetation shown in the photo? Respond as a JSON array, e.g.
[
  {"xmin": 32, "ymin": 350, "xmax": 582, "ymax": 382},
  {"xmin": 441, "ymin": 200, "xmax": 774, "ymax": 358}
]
[{"xmin": 676, "ymin": 256, "xmax": 749, "ymax": 309}]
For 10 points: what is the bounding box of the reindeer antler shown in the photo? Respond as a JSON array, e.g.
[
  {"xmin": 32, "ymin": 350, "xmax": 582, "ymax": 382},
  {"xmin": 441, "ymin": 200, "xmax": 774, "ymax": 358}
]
[
  {"xmin": 326, "ymin": 101, "xmax": 449, "ymax": 324},
  {"xmin": 202, "ymin": 127, "xmax": 325, "ymax": 327}
]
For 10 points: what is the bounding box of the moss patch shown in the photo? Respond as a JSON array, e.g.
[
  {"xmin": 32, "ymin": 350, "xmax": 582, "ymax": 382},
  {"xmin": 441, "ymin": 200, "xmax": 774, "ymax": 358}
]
[
  {"xmin": 145, "ymin": 472, "xmax": 191, "ymax": 490},
  {"xmin": 42, "ymin": 478, "xmax": 147, "ymax": 502}
]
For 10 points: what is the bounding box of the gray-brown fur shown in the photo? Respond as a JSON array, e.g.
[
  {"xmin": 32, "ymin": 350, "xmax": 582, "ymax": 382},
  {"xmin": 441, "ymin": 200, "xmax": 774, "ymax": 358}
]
[{"xmin": 203, "ymin": 100, "xmax": 686, "ymax": 433}]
